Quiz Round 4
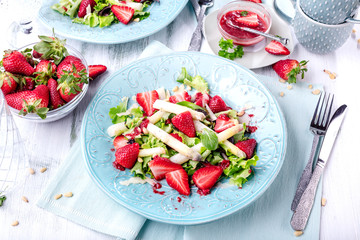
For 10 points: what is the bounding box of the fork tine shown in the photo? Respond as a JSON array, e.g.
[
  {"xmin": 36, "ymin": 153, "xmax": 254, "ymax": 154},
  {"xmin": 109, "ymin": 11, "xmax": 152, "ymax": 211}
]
[
  {"xmin": 311, "ymin": 92, "xmax": 323, "ymax": 125},
  {"xmin": 316, "ymin": 92, "xmax": 327, "ymax": 125},
  {"xmin": 318, "ymin": 92, "xmax": 329, "ymax": 126},
  {"xmin": 322, "ymin": 93, "xmax": 334, "ymax": 128}
]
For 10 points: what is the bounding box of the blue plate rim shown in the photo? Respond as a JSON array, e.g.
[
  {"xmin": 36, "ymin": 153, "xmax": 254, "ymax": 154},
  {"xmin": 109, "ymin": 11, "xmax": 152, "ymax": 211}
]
[{"xmin": 81, "ymin": 51, "xmax": 287, "ymax": 225}]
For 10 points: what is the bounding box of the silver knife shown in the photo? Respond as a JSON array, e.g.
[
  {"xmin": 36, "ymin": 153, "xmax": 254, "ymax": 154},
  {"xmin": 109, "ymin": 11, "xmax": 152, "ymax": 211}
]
[
  {"xmin": 190, "ymin": 0, "xmax": 200, "ymax": 20},
  {"xmin": 290, "ymin": 104, "xmax": 348, "ymax": 231}
]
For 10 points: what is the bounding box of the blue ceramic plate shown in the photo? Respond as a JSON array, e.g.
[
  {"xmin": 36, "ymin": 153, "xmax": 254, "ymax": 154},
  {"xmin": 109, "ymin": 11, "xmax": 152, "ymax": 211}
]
[
  {"xmin": 81, "ymin": 52, "xmax": 287, "ymax": 225},
  {"xmin": 38, "ymin": 0, "xmax": 188, "ymax": 44}
]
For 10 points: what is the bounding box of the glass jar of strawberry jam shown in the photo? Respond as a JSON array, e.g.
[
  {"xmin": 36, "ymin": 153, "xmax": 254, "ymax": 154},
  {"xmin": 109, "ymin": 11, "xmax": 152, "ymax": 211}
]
[{"xmin": 217, "ymin": 1, "xmax": 272, "ymax": 46}]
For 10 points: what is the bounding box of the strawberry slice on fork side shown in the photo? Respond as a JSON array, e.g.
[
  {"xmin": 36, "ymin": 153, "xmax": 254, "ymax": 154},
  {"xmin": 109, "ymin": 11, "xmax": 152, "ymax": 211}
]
[{"xmin": 136, "ymin": 90, "xmax": 159, "ymax": 116}]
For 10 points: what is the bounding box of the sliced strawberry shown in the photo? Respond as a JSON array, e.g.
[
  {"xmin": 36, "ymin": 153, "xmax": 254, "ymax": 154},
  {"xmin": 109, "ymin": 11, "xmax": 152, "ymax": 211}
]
[
  {"xmin": 208, "ymin": 95, "xmax": 228, "ymax": 113},
  {"xmin": 111, "ymin": 5, "xmax": 135, "ymax": 25},
  {"xmin": 246, "ymin": 0, "xmax": 262, "ymax": 3},
  {"xmin": 165, "ymin": 168, "xmax": 190, "ymax": 196},
  {"xmin": 48, "ymin": 78, "xmax": 65, "ymax": 109},
  {"xmin": 235, "ymin": 12, "xmax": 259, "ymax": 27},
  {"xmin": 136, "ymin": 90, "xmax": 159, "ymax": 116},
  {"xmin": 89, "ymin": 65, "xmax": 107, "ymax": 79},
  {"xmin": 235, "ymin": 139, "xmax": 257, "ymax": 159},
  {"xmin": 265, "ymin": 40, "xmax": 290, "ymax": 56},
  {"xmin": 140, "ymin": 118, "xmax": 150, "ymax": 132},
  {"xmin": 113, "ymin": 135, "xmax": 128, "ymax": 150},
  {"xmin": 170, "ymin": 133, "xmax": 183, "ymax": 142},
  {"xmin": 148, "ymin": 157, "xmax": 183, "ymax": 180},
  {"xmin": 194, "ymin": 92, "xmax": 210, "ymax": 108},
  {"xmin": 169, "ymin": 91, "xmax": 191, "ymax": 104},
  {"xmin": 114, "ymin": 142, "xmax": 140, "ymax": 169},
  {"xmin": 171, "ymin": 111, "xmax": 196, "ymax": 137},
  {"xmin": 78, "ymin": 0, "xmax": 96, "ymax": 18},
  {"xmin": 192, "ymin": 165, "xmax": 223, "ymax": 191},
  {"xmin": 214, "ymin": 114, "xmax": 236, "ymax": 133}
]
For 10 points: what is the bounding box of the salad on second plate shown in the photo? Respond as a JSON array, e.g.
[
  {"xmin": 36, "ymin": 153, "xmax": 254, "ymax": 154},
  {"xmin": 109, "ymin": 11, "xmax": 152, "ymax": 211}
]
[
  {"xmin": 107, "ymin": 68, "xmax": 259, "ymax": 196},
  {"xmin": 52, "ymin": 0, "xmax": 159, "ymax": 28}
]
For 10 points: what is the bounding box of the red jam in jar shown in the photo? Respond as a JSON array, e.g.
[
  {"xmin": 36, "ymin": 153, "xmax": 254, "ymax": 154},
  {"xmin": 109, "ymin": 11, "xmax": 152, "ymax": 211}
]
[{"xmin": 219, "ymin": 10, "xmax": 268, "ymax": 46}]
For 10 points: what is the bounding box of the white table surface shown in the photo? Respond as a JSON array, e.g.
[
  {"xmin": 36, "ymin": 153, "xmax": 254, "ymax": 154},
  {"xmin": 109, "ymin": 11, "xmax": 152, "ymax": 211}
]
[{"xmin": 0, "ymin": 0, "xmax": 360, "ymax": 239}]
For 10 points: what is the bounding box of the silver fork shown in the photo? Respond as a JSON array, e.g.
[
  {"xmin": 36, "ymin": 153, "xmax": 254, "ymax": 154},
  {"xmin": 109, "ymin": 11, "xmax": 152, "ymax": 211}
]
[{"xmin": 291, "ymin": 92, "xmax": 334, "ymax": 211}]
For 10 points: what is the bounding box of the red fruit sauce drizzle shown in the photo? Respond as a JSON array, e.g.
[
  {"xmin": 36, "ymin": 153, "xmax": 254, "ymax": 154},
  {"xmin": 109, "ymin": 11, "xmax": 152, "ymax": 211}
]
[
  {"xmin": 110, "ymin": 148, "xmax": 115, "ymax": 152},
  {"xmin": 248, "ymin": 114, "xmax": 254, "ymax": 118},
  {"xmin": 112, "ymin": 161, "xmax": 125, "ymax": 171},
  {"xmin": 197, "ymin": 188, "xmax": 211, "ymax": 196},
  {"xmin": 140, "ymin": 118, "xmax": 149, "ymax": 130},
  {"xmin": 177, "ymin": 197, "xmax": 182, "ymax": 203},
  {"xmin": 165, "ymin": 119, "xmax": 171, "ymax": 125},
  {"xmin": 247, "ymin": 126, "xmax": 258, "ymax": 133},
  {"xmin": 125, "ymin": 127, "xmax": 142, "ymax": 139},
  {"xmin": 219, "ymin": 160, "xmax": 230, "ymax": 170},
  {"xmin": 152, "ymin": 182, "xmax": 165, "ymax": 195}
]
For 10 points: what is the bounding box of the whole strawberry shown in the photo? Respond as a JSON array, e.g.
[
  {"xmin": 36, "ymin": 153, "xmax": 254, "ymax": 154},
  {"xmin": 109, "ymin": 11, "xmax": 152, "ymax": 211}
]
[
  {"xmin": 114, "ymin": 143, "xmax": 140, "ymax": 169},
  {"xmin": 0, "ymin": 72, "xmax": 18, "ymax": 95},
  {"xmin": 34, "ymin": 60, "xmax": 57, "ymax": 85},
  {"xmin": 48, "ymin": 78, "xmax": 65, "ymax": 109},
  {"xmin": 33, "ymin": 34, "xmax": 68, "ymax": 65},
  {"xmin": 272, "ymin": 59, "xmax": 308, "ymax": 83},
  {"xmin": 57, "ymin": 55, "xmax": 88, "ymax": 102},
  {"xmin": 18, "ymin": 75, "xmax": 35, "ymax": 91},
  {"xmin": 5, "ymin": 85, "xmax": 49, "ymax": 119},
  {"xmin": 2, "ymin": 50, "xmax": 35, "ymax": 76}
]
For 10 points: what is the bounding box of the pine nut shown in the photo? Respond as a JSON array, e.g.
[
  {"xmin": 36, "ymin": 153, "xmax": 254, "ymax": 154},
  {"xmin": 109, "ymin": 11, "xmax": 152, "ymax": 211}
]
[
  {"xmin": 321, "ymin": 197, "xmax": 327, "ymax": 206},
  {"xmin": 237, "ymin": 110, "xmax": 245, "ymax": 117},
  {"xmin": 308, "ymin": 84, "xmax": 313, "ymax": 89},
  {"xmin": 64, "ymin": 192, "xmax": 73, "ymax": 198},
  {"xmin": 279, "ymin": 78, "xmax": 286, "ymax": 83},
  {"xmin": 294, "ymin": 230, "xmax": 303, "ymax": 237},
  {"xmin": 312, "ymin": 89, "xmax": 321, "ymax": 95},
  {"xmin": 54, "ymin": 194, "xmax": 62, "ymax": 200},
  {"xmin": 29, "ymin": 168, "xmax": 35, "ymax": 175},
  {"xmin": 40, "ymin": 167, "xmax": 47, "ymax": 173},
  {"xmin": 11, "ymin": 221, "xmax": 19, "ymax": 226},
  {"xmin": 138, "ymin": 158, "xmax": 143, "ymax": 163},
  {"xmin": 287, "ymin": 85, "xmax": 293, "ymax": 90},
  {"xmin": 21, "ymin": 196, "xmax": 29, "ymax": 203},
  {"xmin": 172, "ymin": 86, "xmax": 179, "ymax": 92},
  {"xmin": 280, "ymin": 92, "xmax": 284, "ymax": 97}
]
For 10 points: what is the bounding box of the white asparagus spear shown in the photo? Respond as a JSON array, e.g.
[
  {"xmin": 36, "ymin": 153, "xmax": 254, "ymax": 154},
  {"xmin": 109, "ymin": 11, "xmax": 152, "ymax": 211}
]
[
  {"xmin": 171, "ymin": 122, "xmax": 245, "ymax": 163},
  {"xmin": 107, "ymin": 122, "xmax": 128, "ymax": 137},
  {"xmin": 138, "ymin": 147, "xmax": 166, "ymax": 157},
  {"xmin": 205, "ymin": 104, "xmax": 217, "ymax": 121},
  {"xmin": 148, "ymin": 110, "xmax": 165, "ymax": 124},
  {"xmin": 217, "ymin": 125, "xmax": 243, "ymax": 142},
  {"xmin": 147, "ymin": 123, "xmax": 202, "ymax": 161},
  {"xmin": 153, "ymin": 100, "xmax": 205, "ymax": 120},
  {"xmin": 170, "ymin": 143, "xmax": 203, "ymax": 164}
]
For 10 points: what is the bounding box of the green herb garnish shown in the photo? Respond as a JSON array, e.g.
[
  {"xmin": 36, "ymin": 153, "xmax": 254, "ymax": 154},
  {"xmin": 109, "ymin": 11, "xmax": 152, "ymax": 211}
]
[{"xmin": 218, "ymin": 38, "xmax": 244, "ymax": 60}]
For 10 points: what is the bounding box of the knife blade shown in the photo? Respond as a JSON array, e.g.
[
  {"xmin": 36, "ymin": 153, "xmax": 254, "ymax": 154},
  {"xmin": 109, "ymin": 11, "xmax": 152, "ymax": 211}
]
[{"xmin": 290, "ymin": 104, "xmax": 347, "ymax": 231}]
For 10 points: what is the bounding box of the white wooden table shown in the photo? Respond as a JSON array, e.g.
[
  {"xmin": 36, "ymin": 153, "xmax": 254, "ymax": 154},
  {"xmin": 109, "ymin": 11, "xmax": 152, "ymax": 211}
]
[{"xmin": 0, "ymin": 0, "xmax": 359, "ymax": 239}]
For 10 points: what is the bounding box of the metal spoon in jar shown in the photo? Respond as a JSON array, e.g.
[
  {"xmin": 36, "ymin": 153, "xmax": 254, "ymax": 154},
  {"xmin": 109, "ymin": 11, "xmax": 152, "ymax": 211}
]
[{"xmin": 226, "ymin": 19, "xmax": 290, "ymax": 45}]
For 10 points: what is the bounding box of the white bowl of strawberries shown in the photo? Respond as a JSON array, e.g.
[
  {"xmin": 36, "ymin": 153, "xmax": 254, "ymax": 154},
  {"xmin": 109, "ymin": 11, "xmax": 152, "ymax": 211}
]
[{"xmin": 0, "ymin": 35, "xmax": 90, "ymax": 122}]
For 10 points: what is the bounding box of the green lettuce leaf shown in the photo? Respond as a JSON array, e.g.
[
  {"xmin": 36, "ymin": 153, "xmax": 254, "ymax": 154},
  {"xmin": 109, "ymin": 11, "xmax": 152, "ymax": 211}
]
[
  {"xmin": 133, "ymin": 11, "xmax": 150, "ymax": 21},
  {"xmin": 182, "ymin": 160, "xmax": 201, "ymax": 176},
  {"xmin": 224, "ymin": 154, "xmax": 258, "ymax": 177},
  {"xmin": 215, "ymin": 109, "xmax": 238, "ymax": 119},
  {"xmin": 176, "ymin": 101, "xmax": 205, "ymax": 111},
  {"xmin": 184, "ymin": 75, "xmax": 209, "ymax": 93},
  {"xmin": 232, "ymin": 123, "xmax": 247, "ymax": 143},
  {"xmin": 176, "ymin": 67, "xmax": 193, "ymax": 84},
  {"xmin": 201, "ymin": 128, "xmax": 218, "ymax": 150},
  {"xmin": 130, "ymin": 107, "xmax": 144, "ymax": 118},
  {"xmin": 228, "ymin": 168, "xmax": 251, "ymax": 188},
  {"xmin": 109, "ymin": 97, "xmax": 129, "ymax": 124},
  {"xmin": 99, "ymin": 14, "xmax": 115, "ymax": 28},
  {"xmin": 206, "ymin": 151, "xmax": 223, "ymax": 165}
]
